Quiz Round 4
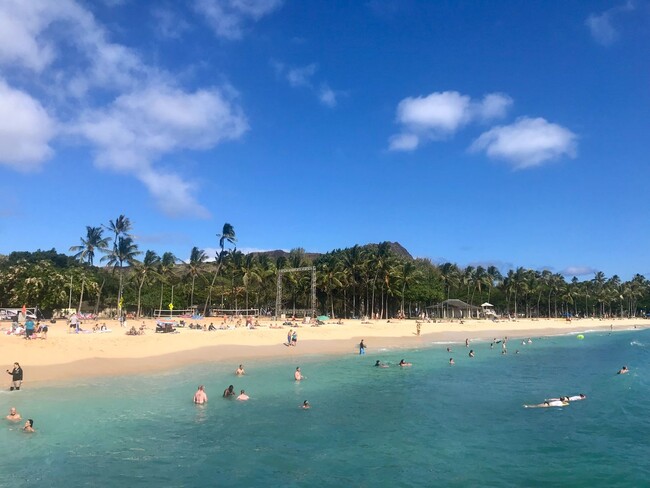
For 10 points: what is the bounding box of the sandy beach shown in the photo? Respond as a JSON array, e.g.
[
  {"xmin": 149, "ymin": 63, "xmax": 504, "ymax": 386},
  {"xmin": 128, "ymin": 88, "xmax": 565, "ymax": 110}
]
[{"xmin": 1, "ymin": 317, "xmax": 646, "ymax": 385}]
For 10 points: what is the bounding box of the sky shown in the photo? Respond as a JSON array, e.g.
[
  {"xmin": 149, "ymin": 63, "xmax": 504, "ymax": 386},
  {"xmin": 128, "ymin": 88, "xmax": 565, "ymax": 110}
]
[{"xmin": 0, "ymin": 0, "xmax": 648, "ymax": 279}]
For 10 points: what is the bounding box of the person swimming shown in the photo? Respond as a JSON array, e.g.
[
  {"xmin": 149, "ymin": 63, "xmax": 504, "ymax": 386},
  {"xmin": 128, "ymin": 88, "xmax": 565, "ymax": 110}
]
[
  {"xmin": 6, "ymin": 407, "xmax": 21, "ymax": 421},
  {"xmin": 301, "ymin": 400, "xmax": 310, "ymax": 409},
  {"xmin": 235, "ymin": 364, "xmax": 245, "ymax": 375},
  {"xmin": 223, "ymin": 385, "xmax": 236, "ymax": 397},
  {"xmin": 374, "ymin": 360, "xmax": 388, "ymax": 368},
  {"xmin": 524, "ymin": 399, "xmax": 569, "ymax": 408},
  {"xmin": 23, "ymin": 419, "xmax": 35, "ymax": 432},
  {"xmin": 294, "ymin": 367, "xmax": 304, "ymax": 381},
  {"xmin": 399, "ymin": 359, "xmax": 412, "ymax": 367},
  {"xmin": 237, "ymin": 390, "xmax": 249, "ymax": 401},
  {"xmin": 469, "ymin": 350, "xmax": 475, "ymax": 358},
  {"xmin": 449, "ymin": 358, "xmax": 454, "ymax": 365},
  {"xmin": 617, "ymin": 366, "xmax": 629, "ymax": 374}
]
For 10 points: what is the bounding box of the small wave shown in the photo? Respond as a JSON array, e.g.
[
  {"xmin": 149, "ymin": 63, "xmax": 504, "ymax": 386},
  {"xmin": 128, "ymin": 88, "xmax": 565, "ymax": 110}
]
[{"xmin": 630, "ymin": 340, "xmax": 646, "ymax": 347}]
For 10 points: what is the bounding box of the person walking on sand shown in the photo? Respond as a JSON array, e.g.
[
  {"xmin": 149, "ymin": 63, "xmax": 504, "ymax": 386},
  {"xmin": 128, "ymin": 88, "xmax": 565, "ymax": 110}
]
[
  {"xmin": 359, "ymin": 339, "xmax": 366, "ymax": 355},
  {"xmin": 193, "ymin": 385, "xmax": 208, "ymax": 404},
  {"xmin": 6, "ymin": 362, "xmax": 23, "ymax": 391},
  {"xmin": 287, "ymin": 329, "xmax": 292, "ymax": 346},
  {"xmin": 291, "ymin": 330, "xmax": 298, "ymax": 347},
  {"xmin": 416, "ymin": 322, "xmax": 421, "ymax": 336}
]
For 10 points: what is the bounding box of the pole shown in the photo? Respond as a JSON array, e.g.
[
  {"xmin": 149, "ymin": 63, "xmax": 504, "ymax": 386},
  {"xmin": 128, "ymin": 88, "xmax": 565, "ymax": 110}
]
[{"xmin": 68, "ymin": 275, "xmax": 73, "ymax": 310}]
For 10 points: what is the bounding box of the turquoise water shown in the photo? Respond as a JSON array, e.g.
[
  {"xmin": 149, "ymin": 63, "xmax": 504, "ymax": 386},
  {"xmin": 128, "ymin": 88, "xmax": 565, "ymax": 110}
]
[{"xmin": 1, "ymin": 329, "xmax": 649, "ymax": 487}]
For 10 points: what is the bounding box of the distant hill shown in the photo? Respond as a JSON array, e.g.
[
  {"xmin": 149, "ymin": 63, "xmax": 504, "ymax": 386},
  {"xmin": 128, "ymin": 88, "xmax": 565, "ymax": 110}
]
[{"xmin": 250, "ymin": 241, "xmax": 413, "ymax": 262}]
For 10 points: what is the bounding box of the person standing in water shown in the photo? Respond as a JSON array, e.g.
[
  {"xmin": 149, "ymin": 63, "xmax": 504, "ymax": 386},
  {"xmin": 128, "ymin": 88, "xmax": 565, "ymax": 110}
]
[
  {"xmin": 6, "ymin": 362, "xmax": 23, "ymax": 391},
  {"xmin": 193, "ymin": 385, "xmax": 208, "ymax": 404},
  {"xmin": 359, "ymin": 340, "xmax": 366, "ymax": 355},
  {"xmin": 6, "ymin": 407, "xmax": 21, "ymax": 421},
  {"xmin": 23, "ymin": 419, "xmax": 35, "ymax": 432},
  {"xmin": 223, "ymin": 385, "xmax": 236, "ymax": 397},
  {"xmin": 294, "ymin": 367, "xmax": 304, "ymax": 381},
  {"xmin": 235, "ymin": 365, "xmax": 245, "ymax": 375}
]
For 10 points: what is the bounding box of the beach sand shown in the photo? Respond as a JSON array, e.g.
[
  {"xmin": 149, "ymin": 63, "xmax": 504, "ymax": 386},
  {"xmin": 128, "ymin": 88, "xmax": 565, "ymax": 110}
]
[{"xmin": 1, "ymin": 317, "xmax": 645, "ymax": 385}]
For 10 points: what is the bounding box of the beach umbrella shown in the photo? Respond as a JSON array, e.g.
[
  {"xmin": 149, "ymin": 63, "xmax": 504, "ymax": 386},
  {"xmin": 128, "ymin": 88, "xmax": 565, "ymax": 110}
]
[{"xmin": 317, "ymin": 315, "xmax": 330, "ymax": 321}]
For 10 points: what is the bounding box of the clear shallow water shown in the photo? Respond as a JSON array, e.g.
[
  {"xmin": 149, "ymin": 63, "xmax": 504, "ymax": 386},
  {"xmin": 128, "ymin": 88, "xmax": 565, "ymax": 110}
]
[{"xmin": 1, "ymin": 330, "xmax": 649, "ymax": 487}]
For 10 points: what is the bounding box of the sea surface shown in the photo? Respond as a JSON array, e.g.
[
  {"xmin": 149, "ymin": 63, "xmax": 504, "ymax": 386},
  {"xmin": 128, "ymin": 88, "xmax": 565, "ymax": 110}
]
[{"xmin": 1, "ymin": 329, "xmax": 649, "ymax": 487}]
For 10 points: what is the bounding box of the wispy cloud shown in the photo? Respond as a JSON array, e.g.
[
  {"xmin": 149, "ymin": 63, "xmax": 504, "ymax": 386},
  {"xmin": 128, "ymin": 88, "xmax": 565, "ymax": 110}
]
[
  {"xmin": 272, "ymin": 60, "xmax": 341, "ymax": 108},
  {"xmin": 0, "ymin": 0, "xmax": 251, "ymax": 218},
  {"xmin": 561, "ymin": 266, "xmax": 597, "ymax": 277},
  {"xmin": 586, "ymin": 1, "xmax": 635, "ymax": 46},
  {"xmin": 470, "ymin": 117, "xmax": 577, "ymax": 169},
  {"xmin": 389, "ymin": 90, "xmax": 512, "ymax": 151},
  {"xmin": 287, "ymin": 63, "xmax": 318, "ymax": 87},
  {"xmin": 73, "ymin": 83, "xmax": 248, "ymax": 217},
  {"xmin": 0, "ymin": 78, "xmax": 56, "ymax": 170},
  {"xmin": 152, "ymin": 6, "xmax": 191, "ymax": 39},
  {"xmin": 195, "ymin": 0, "xmax": 283, "ymax": 40}
]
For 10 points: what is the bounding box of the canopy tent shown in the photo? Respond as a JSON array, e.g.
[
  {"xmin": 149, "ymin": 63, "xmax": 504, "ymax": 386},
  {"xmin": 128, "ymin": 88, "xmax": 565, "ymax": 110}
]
[{"xmin": 427, "ymin": 299, "xmax": 480, "ymax": 319}]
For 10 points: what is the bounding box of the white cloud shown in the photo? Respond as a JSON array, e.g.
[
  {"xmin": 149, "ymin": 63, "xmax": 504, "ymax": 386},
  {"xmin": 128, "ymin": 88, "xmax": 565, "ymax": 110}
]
[
  {"xmin": 0, "ymin": 79, "xmax": 56, "ymax": 170},
  {"xmin": 195, "ymin": 0, "xmax": 283, "ymax": 40},
  {"xmin": 389, "ymin": 90, "xmax": 511, "ymax": 151},
  {"xmin": 74, "ymin": 83, "xmax": 248, "ymax": 217},
  {"xmin": 388, "ymin": 133, "xmax": 419, "ymax": 151},
  {"xmin": 319, "ymin": 84, "xmax": 337, "ymax": 107},
  {"xmin": 287, "ymin": 63, "xmax": 317, "ymax": 87},
  {"xmin": 470, "ymin": 117, "xmax": 577, "ymax": 169},
  {"xmin": 152, "ymin": 7, "xmax": 191, "ymax": 39},
  {"xmin": 586, "ymin": 1, "xmax": 635, "ymax": 46},
  {"xmin": 561, "ymin": 266, "xmax": 597, "ymax": 277}
]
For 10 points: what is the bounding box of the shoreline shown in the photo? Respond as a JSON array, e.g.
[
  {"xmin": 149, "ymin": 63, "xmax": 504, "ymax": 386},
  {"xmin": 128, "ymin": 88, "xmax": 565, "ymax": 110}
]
[{"xmin": 2, "ymin": 317, "xmax": 646, "ymax": 387}]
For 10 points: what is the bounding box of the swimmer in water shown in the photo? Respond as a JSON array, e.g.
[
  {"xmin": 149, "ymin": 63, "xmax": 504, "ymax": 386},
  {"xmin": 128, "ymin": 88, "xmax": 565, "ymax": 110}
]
[
  {"xmin": 6, "ymin": 407, "xmax": 21, "ymax": 421},
  {"xmin": 446, "ymin": 347, "xmax": 452, "ymax": 353},
  {"xmin": 237, "ymin": 390, "xmax": 249, "ymax": 401},
  {"xmin": 469, "ymin": 350, "xmax": 474, "ymax": 358},
  {"xmin": 235, "ymin": 364, "xmax": 245, "ymax": 375},
  {"xmin": 524, "ymin": 399, "xmax": 569, "ymax": 408},
  {"xmin": 301, "ymin": 400, "xmax": 310, "ymax": 409},
  {"xmin": 465, "ymin": 338, "xmax": 469, "ymax": 347},
  {"xmin": 374, "ymin": 360, "xmax": 388, "ymax": 368},
  {"xmin": 449, "ymin": 358, "xmax": 454, "ymax": 365},
  {"xmin": 617, "ymin": 366, "xmax": 629, "ymax": 375},
  {"xmin": 399, "ymin": 359, "xmax": 412, "ymax": 367},
  {"xmin": 547, "ymin": 394, "xmax": 586, "ymax": 402},
  {"xmin": 294, "ymin": 367, "xmax": 304, "ymax": 381},
  {"xmin": 23, "ymin": 419, "xmax": 35, "ymax": 432},
  {"xmin": 193, "ymin": 385, "xmax": 208, "ymax": 404},
  {"xmin": 223, "ymin": 385, "xmax": 236, "ymax": 397}
]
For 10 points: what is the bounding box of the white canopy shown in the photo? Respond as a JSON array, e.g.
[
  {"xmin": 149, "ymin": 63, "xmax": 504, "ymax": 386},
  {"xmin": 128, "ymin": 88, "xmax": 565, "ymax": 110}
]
[{"xmin": 481, "ymin": 302, "xmax": 494, "ymax": 307}]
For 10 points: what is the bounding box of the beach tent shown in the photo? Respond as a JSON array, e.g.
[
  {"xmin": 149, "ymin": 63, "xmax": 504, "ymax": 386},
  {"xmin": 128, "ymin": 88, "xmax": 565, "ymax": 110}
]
[
  {"xmin": 481, "ymin": 303, "xmax": 497, "ymax": 317},
  {"xmin": 426, "ymin": 299, "xmax": 480, "ymax": 319}
]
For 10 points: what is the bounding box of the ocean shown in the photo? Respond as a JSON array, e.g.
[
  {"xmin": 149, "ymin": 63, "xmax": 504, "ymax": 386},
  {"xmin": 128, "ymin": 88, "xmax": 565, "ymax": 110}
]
[{"xmin": 1, "ymin": 328, "xmax": 648, "ymax": 487}]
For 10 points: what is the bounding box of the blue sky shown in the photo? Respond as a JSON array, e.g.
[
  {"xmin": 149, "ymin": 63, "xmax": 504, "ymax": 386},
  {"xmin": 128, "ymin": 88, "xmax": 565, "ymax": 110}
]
[{"xmin": 0, "ymin": 0, "xmax": 648, "ymax": 279}]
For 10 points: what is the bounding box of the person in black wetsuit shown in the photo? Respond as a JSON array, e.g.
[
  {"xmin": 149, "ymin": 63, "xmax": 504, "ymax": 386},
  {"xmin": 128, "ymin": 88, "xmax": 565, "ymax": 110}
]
[{"xmin": 7, "ymin": 362, "xmax": 23, "ymax": 391}]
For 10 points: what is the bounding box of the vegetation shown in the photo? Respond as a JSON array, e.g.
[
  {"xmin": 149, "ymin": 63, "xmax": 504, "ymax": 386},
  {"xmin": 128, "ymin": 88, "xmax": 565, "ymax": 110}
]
[{"xmin": 0, "ymin": 218, "xmax": 649, "ymax": 319}]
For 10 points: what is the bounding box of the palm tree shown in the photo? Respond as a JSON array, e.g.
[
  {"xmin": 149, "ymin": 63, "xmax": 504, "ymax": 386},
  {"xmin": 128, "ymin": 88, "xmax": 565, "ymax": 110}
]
[
  {"xmin": 396, "ymin": 261, "xmax": 418, "ymax": 316},
  {"xmin": 133, "ymin": 250, "xmax": 160, "ymax": 317},
  {"xmin": 240, "ymin": 253, "xmax": 262, "ymax": 313},
  {"xmin": 70, "ymin": 226, "xmax": 110, "ymax": 266},
  {"xmin": 203, "ymin": 223, "xmax": 236, "ymax": 316},
  {"xmin": 186, "ymin": 247, "xmax": 208, "ymax": 309},
  {"xmin": 101, "ymin": 236, "xmax": 141, "ymax": 311},
  {"xmin": 105, "ymin": 215, "xmax": 132, "ymax": 256}
]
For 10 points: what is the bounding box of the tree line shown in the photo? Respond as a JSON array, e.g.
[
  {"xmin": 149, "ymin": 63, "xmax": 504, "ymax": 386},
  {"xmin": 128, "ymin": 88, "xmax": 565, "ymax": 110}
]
[{"xmin": 0, "ymin": 216, "xmax": 648, "ymax": 319}]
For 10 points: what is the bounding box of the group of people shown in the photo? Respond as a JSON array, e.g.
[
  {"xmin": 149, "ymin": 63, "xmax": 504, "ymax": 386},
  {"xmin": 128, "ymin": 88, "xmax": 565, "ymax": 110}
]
[
  {"xmin": 286, "ymin": 329, "xmax": 298, "ymax": 346},
  {"xmin": 5, "ymin": 407, "xmax": 35, "ymax": 433},
  {"xmin": 524, "ymin": 394, "xmax": 587, "ymax": 408},
  {"xmin": 192, "ymin": 363, "xmax": 311, "ymax": 409},
  {"xmin": 5, "ymin": 319, "xmax": 48, "ymax": 339}
]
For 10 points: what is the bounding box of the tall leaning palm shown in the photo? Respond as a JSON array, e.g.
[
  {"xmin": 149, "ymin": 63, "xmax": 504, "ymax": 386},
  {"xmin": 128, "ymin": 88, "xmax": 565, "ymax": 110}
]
[
  {"xmin": 133, "ymin": 250, "xmax": 160, "ymax": 317},
  {"xmin": 105, "ymin": 215, "xmax": 132, "ymax": 256},
  {"xmin": 101, "ymin": 236, "xmax": 141, "ymax": 310},
  {"xmin": 203, "ymin": 223, "xmax": 236, "ymax": 316},
  {"xmin": 70, "ymin": 226, "xmax": 110, "ymax": 266}
]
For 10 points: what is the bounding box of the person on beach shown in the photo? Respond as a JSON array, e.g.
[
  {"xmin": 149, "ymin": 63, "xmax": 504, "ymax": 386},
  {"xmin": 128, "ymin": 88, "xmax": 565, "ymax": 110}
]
[
  {"xmin": 301, "ymin": 400, "xmax": 310, "ymax": 409},
  {"xmin": 469, "ymin": 350, "xmax": 475, "ymax": 358},
  {"xmin": 294, "ymin": 367, "xmax": 304, "ymax": 381},
  {"xmin": 6, "ymin": 407, "xmax": 21, "ymax": 421},
  {"xmin": 25, "ymin": 318, "xmax": 35, "ymax": 339},
  {"xmin": 399, "ymin": 359, "xmax": 412, "ymax": 367},
  {"xmin": 223, "ymin": 385, "xmax": 236, "ymax": 397},
  {"xmin": 449, "ymin": 358, "xmax": 454, "ymax": 365},
  {"xmin": 291, "ymin": 330, "xmax": 298, "ymax": 346},
  {"xmin": 237, "ymin": 390, "xmax": 249, "ymax": 401},
  {"xmin": 23, "ymin": 419, "xmax": 35, "ymax": 433},
  {"xmin": 359, "ymin": 340, "xmax": 366, "ymax": 355},
  {"xmin": 7, "ymin": 362, "xmax": 23, "ymax": 391},
  {"xmin": 235, "ymin": 365, "xmax": 245, "ymax": 375},
  {"xmin": 374, "ymin": 360, "xmax": 388, "ymax": 368},
  {"xmin": 287, "ymin": 329, "xmax": 292, "ymax": 346},
  {"xmin": 416, "ymin": 322, "xmax": 421, "ymax": 336},
  {"xmin": 465, "ymin": 338, "xmax": 469, "ymax": 347},
  {"xmin": 193, "ymin": 385, "xmax": 208, "ymax": 404},
  {"xmin": 617, "ymin": 366, "xmax": 629, "ymax": 375}
]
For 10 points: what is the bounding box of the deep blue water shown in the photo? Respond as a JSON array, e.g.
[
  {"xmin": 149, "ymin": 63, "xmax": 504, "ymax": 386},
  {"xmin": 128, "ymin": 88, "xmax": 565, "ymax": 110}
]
[{"xmin": 1, "ymin": 329, "xmax": 649, "ymax": 487}]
